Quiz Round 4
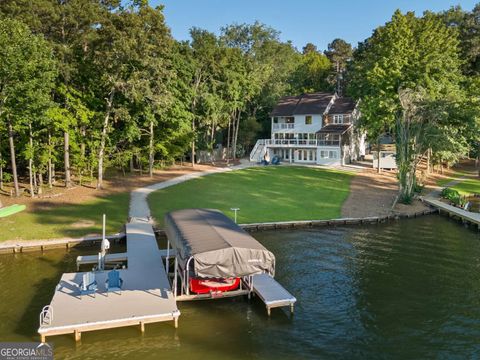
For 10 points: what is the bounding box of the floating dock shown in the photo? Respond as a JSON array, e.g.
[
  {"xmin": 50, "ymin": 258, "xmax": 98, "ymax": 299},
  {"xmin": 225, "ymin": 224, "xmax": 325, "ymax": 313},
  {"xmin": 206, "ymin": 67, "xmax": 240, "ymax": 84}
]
[
  {"xmin": 38, "ymin": 222, "xmax": 180, "ymax": 342},
  {"xmin": 39, "ymin": 210, "xmax": 298, "ymax": 342},
  {"xmin": 424, "ymin": 197, "xmax": 480, "ymax": 229},
  {"xmin": 252, "ymin": 274, "xmax": 297, "ymax": 316}
]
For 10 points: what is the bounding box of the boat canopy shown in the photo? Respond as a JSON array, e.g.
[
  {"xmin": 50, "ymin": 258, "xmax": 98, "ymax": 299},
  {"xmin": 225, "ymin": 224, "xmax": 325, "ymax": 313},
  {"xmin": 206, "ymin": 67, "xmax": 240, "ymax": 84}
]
[{"xmin": 164, "ymin": 209, "xmax": 275, "ymax": 278}]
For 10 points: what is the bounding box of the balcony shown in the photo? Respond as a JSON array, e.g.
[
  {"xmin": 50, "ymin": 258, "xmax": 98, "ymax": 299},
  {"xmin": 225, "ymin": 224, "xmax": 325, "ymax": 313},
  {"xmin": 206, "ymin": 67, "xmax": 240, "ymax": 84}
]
[
  {"xmin": 272, "ymin": 123, "xmax": 294, "ymax": 130},
  {"xmin": 264, "ymin": 139, "xmax": 340, "ymax": 147}
]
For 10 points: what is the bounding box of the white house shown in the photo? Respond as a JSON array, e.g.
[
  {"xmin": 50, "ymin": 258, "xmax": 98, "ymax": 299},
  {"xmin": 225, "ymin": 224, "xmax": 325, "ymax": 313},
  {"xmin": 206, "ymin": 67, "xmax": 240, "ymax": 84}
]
[{"xmin": 250, "ymin": 92, "xmax": 365, "ymax": 166}]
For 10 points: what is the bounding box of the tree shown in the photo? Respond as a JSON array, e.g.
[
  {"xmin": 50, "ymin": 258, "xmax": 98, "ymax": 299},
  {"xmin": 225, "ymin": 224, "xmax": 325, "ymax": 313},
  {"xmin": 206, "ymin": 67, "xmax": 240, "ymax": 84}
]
[
  {"xmin": 290, "ymin": 49, "xmax": 331, "ymax": 93},
  {"xmin": 325, "ymin": 38, "xmax": 353, "ymax": 71},
  {"xmin": 302, "ymin": 42, "xmax": 317, "ymax": 54},
  {"xmin": 348, "ymin": 10, "xmax": 464, "ymax": 201},
  {"xmin": 0, "ymin": 19, "xmax": 56, "ymax": 196}
]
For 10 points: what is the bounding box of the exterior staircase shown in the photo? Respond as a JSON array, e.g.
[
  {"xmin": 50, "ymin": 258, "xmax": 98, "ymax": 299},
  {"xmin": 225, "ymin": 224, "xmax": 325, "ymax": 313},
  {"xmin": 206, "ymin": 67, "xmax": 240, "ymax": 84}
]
[{"xmin": 249, "ymin": 139, "xmax": 266, "ymax": 162}]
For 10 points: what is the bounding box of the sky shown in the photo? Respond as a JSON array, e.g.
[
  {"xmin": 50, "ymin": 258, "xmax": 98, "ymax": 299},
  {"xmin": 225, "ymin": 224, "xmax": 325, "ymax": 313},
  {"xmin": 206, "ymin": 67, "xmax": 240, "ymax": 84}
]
[{"xmin": 151, "ymin": 0, "xmax": 478, "ymax": 51}]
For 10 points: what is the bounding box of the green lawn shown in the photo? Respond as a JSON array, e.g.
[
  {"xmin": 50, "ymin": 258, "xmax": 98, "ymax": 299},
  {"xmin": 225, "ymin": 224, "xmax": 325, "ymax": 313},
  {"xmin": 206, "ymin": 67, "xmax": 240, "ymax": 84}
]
[
  {"xmin": 0, "ymin": 192, "xmax": 130, "ymax": 242},
  {"xmin": 450, "ymin": 178, "xmax": 480, "ymax": 196},
  {"xmin": 149, "ymin": 166, "xmax": 355, "ymax": 227},
  {"xmin": 436, "ymin": 169, "xmax": 475, "ymax": 187}
]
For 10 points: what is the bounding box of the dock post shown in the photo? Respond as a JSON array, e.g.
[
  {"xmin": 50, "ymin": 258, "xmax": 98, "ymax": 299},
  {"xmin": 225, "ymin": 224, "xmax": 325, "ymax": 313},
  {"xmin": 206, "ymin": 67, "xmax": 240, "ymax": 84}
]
[
  {"xmin": 40, "ymin": 334, "xmax": 46, "ymax": 343},
  {"xmin": 174, "ymin": 317, "xmax": 178, "ymax": 329},
  {"xmin": 74, "ymin": 330, "xmax": 81, "ymax": 342},
  {"xmin": 290, "ymin": 304, "xmax": 294, "ymax": 314},
  {"xmin": 267, "ymin": 307, "xmax": 271, "ymax": 316},
  {"xmin": 140, "ymin": 321, "xmax": 145, "ymax": 333}
]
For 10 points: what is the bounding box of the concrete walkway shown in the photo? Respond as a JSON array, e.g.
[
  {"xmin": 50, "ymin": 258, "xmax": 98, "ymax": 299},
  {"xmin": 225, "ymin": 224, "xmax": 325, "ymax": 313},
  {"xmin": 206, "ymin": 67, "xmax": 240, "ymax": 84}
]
[{"xmin": 129, "ymin": 161, "xmax": 253, "ymax": 223}]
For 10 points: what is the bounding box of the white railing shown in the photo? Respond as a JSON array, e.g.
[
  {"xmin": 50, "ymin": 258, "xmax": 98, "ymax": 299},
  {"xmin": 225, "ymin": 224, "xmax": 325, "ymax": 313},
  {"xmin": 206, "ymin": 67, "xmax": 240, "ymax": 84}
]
[
  {"xmin": 39, "ymin": 305, "xmax": 53, "ymax": 326},
  {"xmin": 249, "ymin": 139, "xmax": 266, "ymax": 162},
  {"xmin": 272, "ymin": 123, "xmax": 295, "ymax": 130},
  {"xmin": 264, "ymin": 139, "xmax": 340, "ymax": 147}
]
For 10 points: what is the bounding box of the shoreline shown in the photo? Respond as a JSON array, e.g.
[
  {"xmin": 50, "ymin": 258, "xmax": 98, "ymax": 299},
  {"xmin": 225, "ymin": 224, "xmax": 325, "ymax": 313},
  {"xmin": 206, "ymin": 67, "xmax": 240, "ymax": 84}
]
[{"xmin": 0, "ymin": 209, "xmax": 439, "ymax": 254}]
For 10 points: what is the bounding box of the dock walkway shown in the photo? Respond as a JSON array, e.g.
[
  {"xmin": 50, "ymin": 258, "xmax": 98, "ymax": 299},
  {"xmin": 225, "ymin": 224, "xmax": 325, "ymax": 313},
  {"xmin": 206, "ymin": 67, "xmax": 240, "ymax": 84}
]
[
  {"xmin": 423, "ymin": 197, "xmax": 480, "ymax": 228},
  {"xmin": 38, "ymin": 222, "xmax": 179, "ymax": 342},
  {"xmin": 252, "ymin": 274, "xmax": 296, "ymax": 316}
]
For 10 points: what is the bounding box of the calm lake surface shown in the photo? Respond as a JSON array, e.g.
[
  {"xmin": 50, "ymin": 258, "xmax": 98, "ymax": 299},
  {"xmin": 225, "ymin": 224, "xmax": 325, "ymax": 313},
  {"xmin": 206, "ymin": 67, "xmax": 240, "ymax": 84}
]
[{"xmin": 1, "ymin": 215, "xmax": 480, "ymax": 359}]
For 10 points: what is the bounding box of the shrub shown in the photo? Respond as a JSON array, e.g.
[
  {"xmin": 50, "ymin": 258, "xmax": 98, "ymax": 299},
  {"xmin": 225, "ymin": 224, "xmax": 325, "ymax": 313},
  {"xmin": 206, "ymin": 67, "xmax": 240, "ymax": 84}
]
[{"xmin": 441, "ymin": 187, "xmax": 467, "ymax": 207}]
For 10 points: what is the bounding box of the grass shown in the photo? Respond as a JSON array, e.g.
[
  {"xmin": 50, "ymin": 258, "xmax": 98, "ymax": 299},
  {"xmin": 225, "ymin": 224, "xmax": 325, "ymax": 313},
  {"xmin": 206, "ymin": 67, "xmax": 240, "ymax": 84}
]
[
  {"xmin": 436, "ymin": 169, "xmax": 475, "ymax": 187},
  {"xmin": 149, "ymin": 166, "xmax": 355, "ymax": 227},
  {"xmin": 0, "ymin": 192, "xmax": 130, "ymax": 242},
  {"xmin": 450, "ymin": 178, "xmax": 480, "ymax": 196}
]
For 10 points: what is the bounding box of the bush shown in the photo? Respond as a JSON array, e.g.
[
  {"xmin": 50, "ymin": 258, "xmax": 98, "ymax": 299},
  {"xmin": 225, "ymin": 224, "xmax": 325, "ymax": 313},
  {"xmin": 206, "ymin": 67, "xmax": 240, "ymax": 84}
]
[{"xmin": 441, "ymin": 187, "xmax": 467, "ymax": 207}]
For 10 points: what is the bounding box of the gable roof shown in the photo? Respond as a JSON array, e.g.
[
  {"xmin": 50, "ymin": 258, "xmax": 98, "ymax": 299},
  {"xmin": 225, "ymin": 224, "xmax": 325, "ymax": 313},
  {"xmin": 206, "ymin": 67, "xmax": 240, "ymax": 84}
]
[
  {"xmin": 327, "ymin": 97, "xmax": 356, "ymax": 115},
  {"xmin": 270, "ymin": 92, "xmax": 335, "ymax": 117}
]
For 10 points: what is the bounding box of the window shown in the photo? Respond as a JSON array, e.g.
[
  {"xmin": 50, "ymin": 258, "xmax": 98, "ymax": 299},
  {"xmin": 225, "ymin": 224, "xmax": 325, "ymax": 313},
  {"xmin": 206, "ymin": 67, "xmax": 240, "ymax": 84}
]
[
  {"xmin": 286, "ymin": 116, "xmax": 295, "ymax": 123},
  {"xmin": 320, "ymin": 150, "xmax": 338, "ymax": 159},
  {"xmin": 333, "ymin": 115, "xmax": 344, "ymax": 124},
  {"xmin": 305, "ymin": 115, "xmax": 312, "ymax": 125},
  {"xmin": 273, "ymin": 117, "xmax": 278, "ymax": 123}
]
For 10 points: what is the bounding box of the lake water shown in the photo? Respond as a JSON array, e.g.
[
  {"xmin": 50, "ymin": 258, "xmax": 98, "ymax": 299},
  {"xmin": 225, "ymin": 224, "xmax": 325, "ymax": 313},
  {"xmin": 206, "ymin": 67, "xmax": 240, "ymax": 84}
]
[{"xmin": 1, "ymin": 215, "xmax": 479, "ymax": 359}]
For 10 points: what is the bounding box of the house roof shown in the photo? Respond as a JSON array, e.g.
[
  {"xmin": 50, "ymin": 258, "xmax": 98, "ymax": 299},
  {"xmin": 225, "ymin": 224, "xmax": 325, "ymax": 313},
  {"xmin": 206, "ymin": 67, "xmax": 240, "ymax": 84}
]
[
  {"xmin": 316, "ymin": 124, "xmax": 352, "ymax": 134},
  {"xmin": 327, "ymin": 97, "xmax": 356, "ymax": 115},
  {"xmin": 270, "ymin": 92, "xmax": 335, "ymax": 117}
]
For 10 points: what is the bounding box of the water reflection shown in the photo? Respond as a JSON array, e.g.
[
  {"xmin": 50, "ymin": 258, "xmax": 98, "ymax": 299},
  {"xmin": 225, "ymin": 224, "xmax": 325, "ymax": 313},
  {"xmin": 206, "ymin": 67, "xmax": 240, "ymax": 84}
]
[{"xmin": 1, "ymin": 215, "xmax": 479, "ymax": 359}]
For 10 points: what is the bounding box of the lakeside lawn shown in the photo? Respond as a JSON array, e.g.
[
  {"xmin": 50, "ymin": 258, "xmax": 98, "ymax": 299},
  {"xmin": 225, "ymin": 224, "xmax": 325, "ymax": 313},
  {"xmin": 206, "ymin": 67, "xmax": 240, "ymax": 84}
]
[
  {"xmin": 149, "ymin": 166, "xmax": 355, "ymax": 227},
  {"xmin": 0, "ymin": 192, "xmax": 130, "ymax": 242},
  {"xmin": 450, "ymin": 178, "xmax": 480, "ymax": 196},
  {"xmin": 436, "ymin": 169, "xmax": 477, "ymax": 187}
]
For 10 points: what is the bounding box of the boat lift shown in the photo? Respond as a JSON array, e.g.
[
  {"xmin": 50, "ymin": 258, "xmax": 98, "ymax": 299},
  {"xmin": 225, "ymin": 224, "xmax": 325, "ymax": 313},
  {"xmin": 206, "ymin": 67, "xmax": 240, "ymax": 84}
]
[{"xmin": 163, "ymin": 208, "xmax": 296, "ymax": 315}]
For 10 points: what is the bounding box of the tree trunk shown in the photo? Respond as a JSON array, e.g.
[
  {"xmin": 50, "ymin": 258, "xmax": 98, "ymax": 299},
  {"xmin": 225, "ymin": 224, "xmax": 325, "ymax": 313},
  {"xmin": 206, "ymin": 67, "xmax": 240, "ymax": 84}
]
[
  {"xmin": 191, "ymin": 117, "xmax": 195, "ymax": 167},
  {"xmin": 97, "ymin": 89, "xmax": 115, "ymax": 190},
  {"xmin": 0, "ymin": 144, "xmax": 3, "ymax": 191},
  {"xmin": 149, "ymin": 119, "xmax": 154, "ymax": 177},
  {"xmin": 426, "ymin": 148, "xmax": 431, "ymax": 174},
  {"xmin": 80, "ymin": 126, "xmax": 86, "ymax": 186},
  {"xmin": 48, "ymin": 132, "xmax": 53, "ymax": 188},
  {"xmin": 376, "ymin": 138, "xmax": 381, "ymax": 174},
  {"xmin": 64, "ymin": 131, "xmax": 71, "ymax": 188},
  {"xmin": 28, "ymin": 123, "xmax": 34, "ymax": 197},
  {"xmin": 226, "ymin": 116, "xmax": 231, "ymax": 163},
  {"xmin": 232, "ymin": 110, "xmax": 241, "ymax": 160},
  {"xmin": 38, "ymin": 172, "xmax": 43, "ymax": 195},
  {"xmin": 8, "ymin": 119, "xmax": 20, "ymax": 197},
  {"xmin": 477, "ymin": 143, "xmax": 480, "ymax": 177}
]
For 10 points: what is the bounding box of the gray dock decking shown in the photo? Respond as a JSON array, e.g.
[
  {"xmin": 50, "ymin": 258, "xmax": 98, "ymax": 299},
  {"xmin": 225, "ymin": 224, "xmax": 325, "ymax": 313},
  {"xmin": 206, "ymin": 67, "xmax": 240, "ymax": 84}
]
[
  {"xmin": 424, "ymin": 197, "xmax": 480, "ymax": 228},
  {"xmin": 38, "ymin": 222, "xmax": 180, "ymax": 341},
  {"xmin": 252, "ymin": 273, "xmax": 296, "ymax": 316}
]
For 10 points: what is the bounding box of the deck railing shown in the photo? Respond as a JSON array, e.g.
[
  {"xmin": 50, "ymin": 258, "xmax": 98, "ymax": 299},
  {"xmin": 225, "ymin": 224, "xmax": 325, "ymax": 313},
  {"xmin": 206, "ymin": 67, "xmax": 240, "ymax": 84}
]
[
  {"xmin": 264, "ymin": 139, "xmax": 340, "ymax": 147},
  {"xmin": 272, "ymin": 123, "xmax": 295, "ymax": 130}
]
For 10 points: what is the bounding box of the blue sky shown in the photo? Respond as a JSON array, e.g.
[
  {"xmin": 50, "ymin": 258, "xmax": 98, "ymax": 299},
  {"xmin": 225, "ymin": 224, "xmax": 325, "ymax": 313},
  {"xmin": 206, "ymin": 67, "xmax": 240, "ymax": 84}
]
[{"xmin": 151, "ymin": 0, "xmax": 478, "ymax": 51}]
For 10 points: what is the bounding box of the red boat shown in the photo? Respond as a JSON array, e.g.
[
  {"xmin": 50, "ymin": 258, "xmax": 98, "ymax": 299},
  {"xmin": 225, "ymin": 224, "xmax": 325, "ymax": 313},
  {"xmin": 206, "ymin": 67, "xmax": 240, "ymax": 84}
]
[{"xmin": 190, "ymin": 277, "xmax": 240, "ymax": 294}]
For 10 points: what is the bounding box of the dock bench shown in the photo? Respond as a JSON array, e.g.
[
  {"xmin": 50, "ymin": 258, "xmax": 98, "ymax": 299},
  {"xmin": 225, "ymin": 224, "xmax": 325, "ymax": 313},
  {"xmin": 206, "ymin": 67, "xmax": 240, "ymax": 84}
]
[{"xmin": 252, "ymin": 273, "xmax": 296, "ymax": 316}]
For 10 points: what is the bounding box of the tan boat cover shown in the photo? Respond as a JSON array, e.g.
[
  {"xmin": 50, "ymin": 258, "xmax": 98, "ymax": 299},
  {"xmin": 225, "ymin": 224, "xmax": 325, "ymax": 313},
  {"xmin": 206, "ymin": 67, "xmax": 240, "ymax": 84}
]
[{"xmin": 164, "ymin": 209, "xmax": 275, "ymax": 278}]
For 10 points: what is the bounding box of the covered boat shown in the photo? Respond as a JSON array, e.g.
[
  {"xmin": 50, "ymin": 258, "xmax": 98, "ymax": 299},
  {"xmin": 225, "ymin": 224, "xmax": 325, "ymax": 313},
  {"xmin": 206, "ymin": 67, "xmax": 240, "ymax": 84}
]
[{"xmin": 164, "ymin": 208, "xmax": 276, "ymax": 295}]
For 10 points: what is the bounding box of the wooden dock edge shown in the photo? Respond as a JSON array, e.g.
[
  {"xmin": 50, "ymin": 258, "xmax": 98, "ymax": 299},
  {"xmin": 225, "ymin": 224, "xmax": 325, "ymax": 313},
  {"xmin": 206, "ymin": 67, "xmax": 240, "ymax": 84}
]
[
  {"xmin": 38, "ymin": 310, "xmax": 180, "ymax": 342},
  {"xmin": 157, "ymin": 210, "xmax": 438, "ymax": 234},
  {"xmin": 0, "ymin": 233, "xmax": 126, "ymax": 255},
  {"xmin": 1, "ymin": 210, "xmax": 441, "ymax": 256}
]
